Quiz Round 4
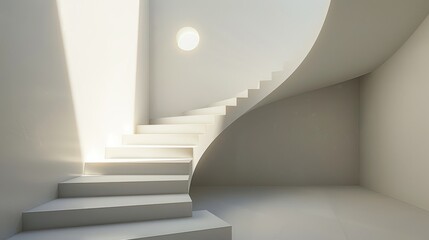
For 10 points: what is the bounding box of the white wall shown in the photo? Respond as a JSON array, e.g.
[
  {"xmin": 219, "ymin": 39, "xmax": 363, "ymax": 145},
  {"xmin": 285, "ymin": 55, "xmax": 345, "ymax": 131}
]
[
  {"xmin": 56, "ymin": 0, "xmax": 149, "ymax": 161},
  {"xmin": 149, "ymin": 0, "xmax": 330, "ymax": 118},
  {"xmin": 0, "ymin": 1, "xmax": 82, "ymax": 238},
  {"xmin": 192, "ymin": 79, "xmax": 360, "ymax": 186},
  {"xmin": 360, "ymin": 15, "xmax": 429, "ymax": 211},
  {"xmin": 0, "ymin": 1, "xmax": 150, "ymax": 237}
]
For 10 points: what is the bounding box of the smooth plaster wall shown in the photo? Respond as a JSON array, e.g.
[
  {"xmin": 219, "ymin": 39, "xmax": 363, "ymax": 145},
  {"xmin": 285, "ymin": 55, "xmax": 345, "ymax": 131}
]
[
  {"xmin": 257, "ymin": 0, "xmax": 429, "ymax": 109},
  {"xmin": 149, "ymin": 0, "xmax": 330, "ymax": 118},
  {"xmin": 193, "ymin": 79, "xmax": 360, "ymax": 186},
  {"xmin": 360, "ymin": 15, "xmax": 429, "ymax": 211},
  {"xmin": 0, "ymin": 1, "xmax": 82, "ymax": 238}
]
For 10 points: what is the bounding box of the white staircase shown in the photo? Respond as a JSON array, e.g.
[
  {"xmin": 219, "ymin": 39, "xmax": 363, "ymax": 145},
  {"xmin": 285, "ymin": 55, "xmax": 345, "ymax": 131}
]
[
  {"xmin": 7, "ymin": 68, "xmax": 291, "ymax": 239},
  {"xmin": 8, "ymin": 63, "xmax": 294, "ymax": 239},
  {"xmin": 10, "ymin": 153, "xmax": 230, "ymax": 240}
]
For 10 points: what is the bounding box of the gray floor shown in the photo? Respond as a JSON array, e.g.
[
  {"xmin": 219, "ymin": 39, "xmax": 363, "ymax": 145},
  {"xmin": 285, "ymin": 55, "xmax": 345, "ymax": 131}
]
[{"xmin": 191, "ymin": 186, "xmax": 429, "ymax": 240}]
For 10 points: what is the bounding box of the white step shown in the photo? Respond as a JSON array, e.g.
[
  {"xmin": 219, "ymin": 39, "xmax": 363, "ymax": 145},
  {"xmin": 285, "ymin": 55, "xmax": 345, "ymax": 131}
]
[
  {"xmin": 184, "ymin": 106, "xmax": 229, "ymax": 116},
  {"xmin": 150, "ymin": 115, "xmax": 215, "ymax": 125},
  {"xmin": 236, "ymin": 89, "xmax": 249, "ymax": 98},
  {"xmin": 58, "ymin": 175, "xmax": 189, "ymax": 198},
  {"xmin": 10, "ymin": 211, "xmax": 232, "ymax": 240},
  {"xmin": 22, "ymin": 194, "xmax": 192, "ymax": 231},
  {"xmin": 208, "ymin": 97, "xmax": 238, "ymax": 107},
  {"xmin": 236, "ymin": 88, "xmax": 258, "ymax": 98},
  {"xmin": 136, "ymin": 124, "xmax": 207, "ymax": 134},
  {"xmin": 84, "ymin": 158, "xmax": 192, "ymax": 175},
  {"xmin": 258, "ymin": 80, "xmax": 272, "ymax": 89},
  {"xmin": 123, "ymin": 134, "xmax": 199, "ymax": 145},
  {"xmin": 106, "ymin": 146, "xmax": 194, "ymax": 159},
  {"xmin": 272, "ymin": 70, "xmax": 285, "ymax": 81}
]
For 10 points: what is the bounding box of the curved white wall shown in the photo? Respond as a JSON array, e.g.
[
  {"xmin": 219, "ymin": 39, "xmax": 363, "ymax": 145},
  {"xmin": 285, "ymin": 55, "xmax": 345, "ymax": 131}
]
[
  {"xmin": 192, "ymin": 80, "xmax": 360, "ymax": 186},
  {"xmin": 149, "ymin": 0, "xmax": 330, "ymax": 118},
  {"xmin": 257, "ymin": 0, "xmax": 429, "ymax": 108},
  {"xmin": 189, "ymin": 0, "xmax": 429, "ymax": 186}
]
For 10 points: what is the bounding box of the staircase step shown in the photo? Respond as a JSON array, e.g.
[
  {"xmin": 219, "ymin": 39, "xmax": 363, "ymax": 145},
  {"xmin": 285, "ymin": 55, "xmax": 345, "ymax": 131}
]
[
  {"xmin": 58, "ymin": 175, "xmax": 189, "ymax": 198},
  {"xmin": 258, "ymin": 79, "xmax": 272, "ymax": 89},
  {"xmin": 22, "ymin": 194, "xmax": 192, "ymax": 231},
  {"xmin": 136, "ymin": 124, "xmax": 207, "ymax": 134},
  {"xmin": 236, "ymin": 88, "xmax": 258, "ymax": 98},
  {"xmin": 106, "ymin": 145, "xmax": 194, "ymax": 159},
  {"xmin": 236, "ymin": 89, "xmax": 249, "ymax": 98},
  {"xmin": 185, "ymin": 106, "xmax": 229, "ymax": 116},
  {"xmin": 150, "ymin": 115, "xmax": 215, "ymax": 125},
  {"xmin": 208, "ymin": 97, "xmax": 238, "ymax": 107},
  {"xmin": 10, "ymin": 211, "xmax": 231, "ymax": 240},
  {"xmin": 123, "ymin": 134, "xmax": 199, "ymax": 145},
  {"xmin": 84, "ymin": 158, "xmax": 192, "ymax": 175}
]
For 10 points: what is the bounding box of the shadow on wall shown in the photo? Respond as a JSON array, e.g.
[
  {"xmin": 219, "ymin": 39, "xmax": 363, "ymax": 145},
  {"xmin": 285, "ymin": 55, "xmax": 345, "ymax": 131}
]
[
  {"xmin": 134, "ymin": 0, "xmax": 150, "ymax": 126},
  {"xmin": 0, "ymin": 0, "xmax": 82, "ymax": 238},
  {"xmin": 192, "ymin": 79, "xmax": 360, "ymax": 186}
]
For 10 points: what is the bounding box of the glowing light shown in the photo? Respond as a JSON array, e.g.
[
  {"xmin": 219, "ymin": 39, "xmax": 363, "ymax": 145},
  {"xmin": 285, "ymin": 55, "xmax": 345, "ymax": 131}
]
[
  {"xmin": 176, "ymin": 27, "xmax": 200, "ymax": 51},
  {"xmin": 57, "ymin": 0, "xmax": 140, "ymax": 162}
]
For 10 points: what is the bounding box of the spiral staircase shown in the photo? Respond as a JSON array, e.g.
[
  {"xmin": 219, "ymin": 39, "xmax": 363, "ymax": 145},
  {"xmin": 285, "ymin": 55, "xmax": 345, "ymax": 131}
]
[
  {"xmin": 8, "ymin": 63, "xmax": 294, "ymax": 240},
  {"xmin": 8, "ymin": 0, "xmax": 429, "ymax": 239}
]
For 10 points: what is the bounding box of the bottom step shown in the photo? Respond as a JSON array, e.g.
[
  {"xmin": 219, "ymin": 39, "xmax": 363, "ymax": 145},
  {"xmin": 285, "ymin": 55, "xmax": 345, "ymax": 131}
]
[{"xmin": 9, "ymin": 211, "xmax": 231, "ymax": 240}]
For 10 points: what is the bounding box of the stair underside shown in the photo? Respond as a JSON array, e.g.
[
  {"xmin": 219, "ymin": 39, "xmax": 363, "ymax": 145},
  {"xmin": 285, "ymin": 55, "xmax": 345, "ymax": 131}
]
[{"xmin": 10, "ymin": 211, "xmax": 231, "ymax": 240}]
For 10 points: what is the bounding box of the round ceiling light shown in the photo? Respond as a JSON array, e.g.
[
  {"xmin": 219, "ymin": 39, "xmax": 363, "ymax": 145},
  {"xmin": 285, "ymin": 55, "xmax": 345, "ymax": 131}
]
[{"xmin": 176, "ymin": 27, "xmax": 200, "ymax": 51}]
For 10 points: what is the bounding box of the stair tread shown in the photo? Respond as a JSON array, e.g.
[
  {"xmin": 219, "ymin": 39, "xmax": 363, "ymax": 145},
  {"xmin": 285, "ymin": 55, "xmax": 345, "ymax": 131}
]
[
  {"xmin": 154, "ymin": 115, "xmax": 214, "ymax": 120},
  {"xmin": 185, "ymin": 105, "xmax": 229, "ymax": 116},
  {"xmin": 150, "ymin": 115, "xmax": 216, "ymax": 124},
  {"xmin": 138, "ymin": 124, "xmax": 208, "ymax": 128},
  {"xmin": 25, "ymin": 194, "xmax": 191, "ymax": 213},
  {"xmin": 85, "ymin": 158, "xmax": 192, "ymax": 163},
  {"xmin": 61, "ymin": 175, "xmax": 189, "ymax": 184},
  {"xmin": 9, "ymin": 211, "xmax": 230, "ymax": 240},
  {"xmin": 125, "ymin": 133, "xmax": 199, "ymax": 136},
  {"xmin": 208, "ymin": 97, "xmax": 238, "ymax": 107},
  {"xmin": 136, "ymin": 124, "xmax": 207, "ymax": 134},
  {"xmin": 107, "ymin": 145, "xmax": 196, "ymax": 148}
]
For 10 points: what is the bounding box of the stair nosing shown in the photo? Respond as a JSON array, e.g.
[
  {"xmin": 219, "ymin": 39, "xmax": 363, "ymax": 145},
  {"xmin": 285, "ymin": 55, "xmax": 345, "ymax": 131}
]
[
  {"xmin": 60, "ymin": 175, "xmax": 190, "ymax": 184},
  {"xmin": 25, "ymin": 194, "xmax": 192, "ymax": 213}
]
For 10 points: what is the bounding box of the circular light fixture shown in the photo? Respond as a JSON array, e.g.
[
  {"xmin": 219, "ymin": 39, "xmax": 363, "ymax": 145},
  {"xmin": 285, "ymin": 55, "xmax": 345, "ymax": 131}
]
[{"xmin": 176, "ymin": 27, "xmax": 200, "ymax": 51}]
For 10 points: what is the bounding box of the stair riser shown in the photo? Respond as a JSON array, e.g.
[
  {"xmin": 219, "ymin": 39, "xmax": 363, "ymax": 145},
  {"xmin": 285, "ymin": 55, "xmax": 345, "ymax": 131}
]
[
  {"xmin": 137, "ymin": 125, "xmax": 206, "ymax": 134},
  {"xmin": 84, "ymin": 162, "xmax": 191, "ymax": 175},
  {"xmin": 58, "ymin": 181, "xmax": 189, "ymax": 198},
  {"xmin": 22, "ymin": 202, "xmax": 192, "ymax": 231},
  {"xmin": 123, "ymin": 135, "xmax": 199, "ymax": 145},
  {"xmin": 106, "ymin": 148, "xmax": 193, "ymax": 159},
  {"xmin": 140, "ymin": 227, "xmax": 232, "ymax": 240}
]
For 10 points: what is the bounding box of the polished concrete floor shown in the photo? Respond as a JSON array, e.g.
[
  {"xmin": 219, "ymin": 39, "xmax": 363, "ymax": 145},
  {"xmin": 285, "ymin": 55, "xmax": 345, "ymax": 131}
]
[{"xmin": 191, "ymin": 186, "xmax": 429, "ymax": 240}]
